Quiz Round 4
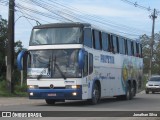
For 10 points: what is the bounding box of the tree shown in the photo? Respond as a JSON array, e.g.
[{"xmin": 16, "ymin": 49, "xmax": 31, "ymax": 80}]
[
  {"xmin": 0, "ymin": 15, "xmax": 26, "ymax": 81},
  {"xmin": 140, "ymin": 32, "xmax": 160, "ymax": 75},
  {"xmin": 0, "ymin": 16, "xmax": 7, "ymax": 80}
]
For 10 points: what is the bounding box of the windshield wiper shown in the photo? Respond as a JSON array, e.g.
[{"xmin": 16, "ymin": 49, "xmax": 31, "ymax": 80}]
[
  {"xmin": 54, "ymin": 56, "xmax": 66, "ymax": 80},
  {"xmin": 37, "ymin": 58, "xmax": 51, "ymax": 80}
]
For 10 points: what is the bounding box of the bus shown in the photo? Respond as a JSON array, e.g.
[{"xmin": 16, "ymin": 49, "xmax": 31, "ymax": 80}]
[{"xmin": 17, "ymin": 23, "xmax": 143, "ymax": 105}]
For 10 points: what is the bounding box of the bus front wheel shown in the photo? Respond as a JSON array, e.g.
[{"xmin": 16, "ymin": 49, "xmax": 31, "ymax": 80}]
[
  {"xmin": 88, "ymin": 83, "xmax": 100, "ymax": 105},
  {"xmin": 45, "ymin": 99, "xmax": 55, "ymax": 105}
]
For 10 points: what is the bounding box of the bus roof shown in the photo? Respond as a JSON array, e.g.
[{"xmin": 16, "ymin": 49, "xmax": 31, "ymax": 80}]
[{"xmin": 33, "ymin": 22, "xmax": 91, "ymax": 29}]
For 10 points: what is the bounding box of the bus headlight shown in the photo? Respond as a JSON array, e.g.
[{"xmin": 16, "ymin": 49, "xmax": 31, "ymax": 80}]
[
  {"xmin": 72, "ymin": 92, "xmax": 77, "ymax": 96},
  {"xmin": 66, "ymin": 85, "xmax": 80, "ymax": 89},
  {"xmin": 28, "ymin": 85, "xmax": 39, "ymax": 89},
  {"xmin": 29, "ymin": 92, "xmax": 34, "ymax": 96}
]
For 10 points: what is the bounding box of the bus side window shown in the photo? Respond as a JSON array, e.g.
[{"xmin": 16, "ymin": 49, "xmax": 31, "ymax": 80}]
[
  {"xmin": 131, "ymin": 41, "xmax": 134, "ymax": 56},
  {"xmin": 102, "ymin": 32, "xmax": 109, "ymax": 51},
  {"xmin": 133, "ymin": 41, "xmax": 137, "ymax": 56},
  {"xmin": 83, "ymin": 51, "xmax": 88, "ymax": 77},
  {"xmin": 119, "ymin": 37, "xmax": 125, "ymax": 54},
  {"xmin": 93, "ymin": 30, "xmax": 101, "ymax": 50},
  {"xmin": 108, "ymin": 34, "xmax": 112, "ymax": 52},
  {"xmin": 84, "ymin": 28, "xmax": 92, "ymax": 48},
  {"xmin": 127, "ymin": 40, "xmax": 132, "ymax": 56},
  {"xmin": 139, "ymin": 44, "xmax": 142, "ymax": 57},
  {"xmin": 125, "ymin": 39, "xmax": 128, "ymax": 55},
  {"xmin": 136, "ymin": 42, "xmax": 139, "ymax": 57},
  {"xmin": 89, "ymin": 53, "xmax": 93, "ymax": 74},
  {"xmin": 111, "ymin": 35, "xmax": 118, "ymax": 53}
]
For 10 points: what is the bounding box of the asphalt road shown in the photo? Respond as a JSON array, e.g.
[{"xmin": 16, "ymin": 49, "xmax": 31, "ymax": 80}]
[{"xmin": 0, "ymin": 91, "xmax": 160, "ymax": 120}]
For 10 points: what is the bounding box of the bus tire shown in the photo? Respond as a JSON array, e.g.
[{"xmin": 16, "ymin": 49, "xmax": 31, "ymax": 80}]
[
  {"xmin": 45, "ymin": 99, "xmax": 55, "ymax": 105},
  {"xmin": 145, "ymin": 90, "xmax": 149, "ymax": 94},
  {"xmin": 121, "ymin": 83, "xmax": 132, "ymax": 100},
  {"xmin": 88, "ymin": 83, "xmax": 100, "ymax": 105},
  {"xmin": 126, "ymin": 83, "xmax": 132, "ymax": 100},
  {"xmin": 132, "ymin": 85, "xmax": 136, "ymax": 97},
  {"xmin": 132, "ymin": 82, "xmax": 136, "ymax": 97}
]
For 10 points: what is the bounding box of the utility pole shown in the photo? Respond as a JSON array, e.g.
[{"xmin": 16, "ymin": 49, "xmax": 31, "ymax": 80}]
[
  {"xmin": 148, "ymin": 8, "xmax": 157, "ymax": 78},
  {"xmin": 6, "ymin": 0, "xmax": 15, "ymax": 93}
]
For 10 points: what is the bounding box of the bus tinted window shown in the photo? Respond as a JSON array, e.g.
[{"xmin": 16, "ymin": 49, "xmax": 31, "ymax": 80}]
[
  {"xmin": 136, "ymin": 42, "xmax": 139, "ymax": 57},
  {"xmin": 93, "ymin": 30, "xmax": 101, "ymax": 50},
  {"xmin": 139, "ymin": 44, "xmax": 142, "ymax": 57},
  {"xmin": 127, "ymin": 40, "xmax": 132, "ymax": 56},
  {"xmin": 125, "ymin": 39, "xmax": 128, "ymax": 55},
  {"xmin": 119, "ymin": 37, "xmax": 125, "ymax": 54},
  {"xmin": 111, "ymin": 35, "xmax": 118, "ymax": 53},
  {"xmin": 108, "ymin": 35, "xmax": 112, "ymax": 52},
  {"xmin": 102, "ymin": 32, "xmax": 109, "ymax": 51},
  {"xmin": 133, "ymin": 41, "xmax": 137, "ymax": 56},
  {"xmin": 84, "ymin": 28, "xmax": 92, "ymax": 48},
  {"xmin": 131, "ymin": 41, "xmax": 134, "ymax": 56}
]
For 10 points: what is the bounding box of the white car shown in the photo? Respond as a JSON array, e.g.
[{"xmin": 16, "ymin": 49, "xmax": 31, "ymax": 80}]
[{"xmin": 145, "ymin": 76, "xmax": 160, "ymax": 94}]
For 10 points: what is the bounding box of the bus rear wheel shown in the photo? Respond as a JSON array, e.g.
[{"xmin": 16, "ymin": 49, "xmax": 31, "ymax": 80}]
[
  {"xmin": 120, "ymin": 83, "xmax": 132, "ymax": 100},
  {"xmin": 88, "ymin": 83, "xmax": 100, "ymax": 105},
  {"xmin": 125, "ymin": 83, "xmax": 132, "ymax": 100},
  {"xmin": 45, "ymin": 99, "xmax": 56, "ymax": 105}
]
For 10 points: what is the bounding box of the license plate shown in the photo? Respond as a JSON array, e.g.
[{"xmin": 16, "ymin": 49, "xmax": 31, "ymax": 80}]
[{"xmin": 48, "ymin": 93, "xmax": 56, "ymax": 96}]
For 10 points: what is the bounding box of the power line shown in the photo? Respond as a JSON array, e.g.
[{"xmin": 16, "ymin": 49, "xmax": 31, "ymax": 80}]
[
  {"xmin": 16, "ymin": 7, "xmax": 33, "ymax": 27},
  {"xmin": 45, "ymin": 0, "xmax": 149, "ymax": 34},
  {"xmin": 1, "ymin": 0, "xmax": 150, "ymax": 38},
  {"xmin": 15, "ymin": 2, "xmax": 68, "ymax": 22},
  {"xmin": 15, "ymin": 8, "xmax": 51, "ymax": 24},
  {"xmin": 120, "ymin": 0, "xmax": 160, "ymax": 16},
  {"xmin": 29, "ymin": 0, "xmax": 74, "ymax": 22},
  {"xmin": 25, "ymin": 0, "xmax": 145, "ymax": 37}
]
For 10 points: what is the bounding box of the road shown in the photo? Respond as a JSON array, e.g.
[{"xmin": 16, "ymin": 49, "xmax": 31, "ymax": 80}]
[{"xmin": 0, "ymin": 91, "xmax": 160, "ymax": 120}]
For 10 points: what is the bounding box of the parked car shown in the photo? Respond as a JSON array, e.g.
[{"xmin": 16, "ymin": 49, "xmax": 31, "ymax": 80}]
[{"xmin": 145, "ymin": 75, "xmax": 160, "ymax": 94}]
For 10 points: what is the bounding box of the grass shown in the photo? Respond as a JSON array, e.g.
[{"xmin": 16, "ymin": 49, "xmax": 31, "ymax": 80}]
[{"xmin": 0, "ymin": 80, "xmax": 28, "ymax": 97}]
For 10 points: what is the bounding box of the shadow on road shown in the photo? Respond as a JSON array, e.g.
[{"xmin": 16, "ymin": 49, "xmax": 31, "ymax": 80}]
[{"xmin": 37, "ymin": 96, "xmax": 143, "ymax": 107}]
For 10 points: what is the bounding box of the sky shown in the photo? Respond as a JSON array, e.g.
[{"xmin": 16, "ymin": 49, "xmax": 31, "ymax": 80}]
[{"xmin": 0, "ymin": 0, "xmax": 160, "ymax": 48}]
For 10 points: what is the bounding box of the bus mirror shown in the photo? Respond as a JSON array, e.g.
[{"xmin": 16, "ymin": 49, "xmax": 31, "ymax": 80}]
[
  {"xmin": 78, "ymin": 49, "xmax": 85, "ymax": 70},
  {"xmin": 17, "ymin": 50, "xmax": 28, "ymax": 71}
]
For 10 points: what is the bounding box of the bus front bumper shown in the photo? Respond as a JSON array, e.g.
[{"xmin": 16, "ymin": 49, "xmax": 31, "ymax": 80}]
[{"xmin": 28, "ymin": 88, "xmax": 82, "ymax": 100}]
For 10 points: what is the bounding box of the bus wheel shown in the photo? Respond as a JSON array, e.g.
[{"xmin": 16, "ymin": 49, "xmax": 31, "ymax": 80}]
[
  {"xmin": 121, "ymin": 83, "xmax": 132, "ymax": 100},
  {"xmin": 126, "ymin": 83, "xmax": 132, "ymax": 100},
  {"xmin": 132, "ymin": 85, "xmax": 136, "ymax": 97},
  {"xmin": 45, "ymin": 99, "xmax": 55, "ymax": 105},
  {"xmin": 88, "ymin": 83, "xmax": 100, "ymax": 105}
]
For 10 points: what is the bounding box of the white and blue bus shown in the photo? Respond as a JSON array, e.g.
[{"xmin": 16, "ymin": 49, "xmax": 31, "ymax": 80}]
[{"xmin": 17, "ymin": 23, "xmax": 143, "ymax": 105}]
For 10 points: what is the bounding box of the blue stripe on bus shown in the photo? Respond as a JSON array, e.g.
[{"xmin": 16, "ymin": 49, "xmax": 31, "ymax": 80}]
[{"xmin": 28, "ymin": 88, "xmax": 82, "ymax": 100}]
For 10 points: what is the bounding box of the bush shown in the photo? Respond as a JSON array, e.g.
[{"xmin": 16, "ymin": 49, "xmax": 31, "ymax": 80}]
[
  {"xmin": 0, "ymin": 80, "xmax": 28, "ymax": 97},
  {"xmin": 15, "ymin": 83, "xmax": 27, "ymax": 92},
  {"xmin": 0, "ymin": 80, "xmax": 7, "ymax": 91}
]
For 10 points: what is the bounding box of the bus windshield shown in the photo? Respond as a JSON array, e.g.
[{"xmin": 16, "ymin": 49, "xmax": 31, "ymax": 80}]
[
  {"xmin": 29, "ymin": 27, "xmax": 82, "ymax": 45},
  {"xmin": 27, "ymin": 49, "xmax": 82, "ymax": 79}
]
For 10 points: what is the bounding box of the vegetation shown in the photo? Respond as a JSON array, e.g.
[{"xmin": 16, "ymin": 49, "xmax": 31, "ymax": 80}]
[
  {"xmin": 140, "ymin": 33, "xmax": 160, "ymax": 75},
  {"xmin": 0, "ymin": 15, "xmax": 27, "ymax": 96}
]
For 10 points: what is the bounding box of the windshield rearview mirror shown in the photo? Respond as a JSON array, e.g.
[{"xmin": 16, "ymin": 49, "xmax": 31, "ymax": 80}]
[{"xmin": 17, "ymin": 50, "xmax": 28, "ymax": 70}]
